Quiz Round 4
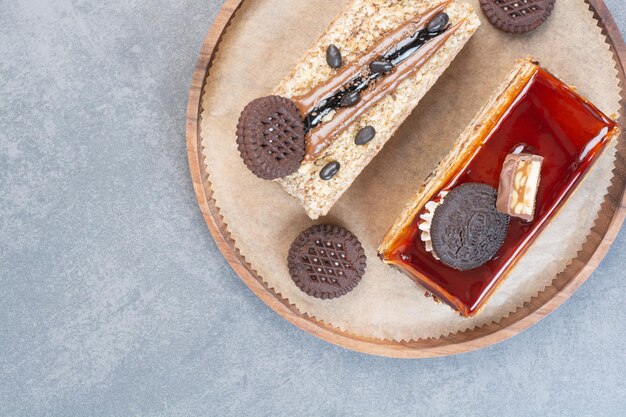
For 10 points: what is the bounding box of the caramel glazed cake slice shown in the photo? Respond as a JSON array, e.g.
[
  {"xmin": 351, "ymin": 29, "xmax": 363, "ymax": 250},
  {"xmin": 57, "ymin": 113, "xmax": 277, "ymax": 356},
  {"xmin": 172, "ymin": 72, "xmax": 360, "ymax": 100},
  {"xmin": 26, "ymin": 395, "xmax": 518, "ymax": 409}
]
[
  {"xmin": 378, "ymin": 60, "xmax": 538, "ymax": 255},
  {"xmin": 275, "ymin": 0, "xmax": 480, "ymax": 219}
]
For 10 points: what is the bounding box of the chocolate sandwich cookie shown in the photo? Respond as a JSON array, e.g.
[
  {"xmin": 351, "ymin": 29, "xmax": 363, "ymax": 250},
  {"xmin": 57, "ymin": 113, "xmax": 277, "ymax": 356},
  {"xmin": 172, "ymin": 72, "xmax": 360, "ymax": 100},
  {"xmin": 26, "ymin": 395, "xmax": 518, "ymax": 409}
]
[
  {"xmin": 479, "ymin": 0, "xmax": 556, "ymax": 34},
  {"xmin": 288, "ymin": 224, "xmax": 367, "ymax": 300},
  {"xmin": 430, "ymin": 183, "xmax": 510, "ymax": 271},
  {"xmin": 236, "ymin": 96, "xmax": 305, "ymax": 180}
]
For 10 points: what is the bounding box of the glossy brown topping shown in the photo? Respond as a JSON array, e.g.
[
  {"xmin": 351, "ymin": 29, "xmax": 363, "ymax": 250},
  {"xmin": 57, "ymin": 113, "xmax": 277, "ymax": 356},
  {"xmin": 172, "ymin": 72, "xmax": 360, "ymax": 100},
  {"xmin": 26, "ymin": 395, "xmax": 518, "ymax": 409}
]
[
  {"xmin": 236, "ymin": 96, "xmax": 305, "ymax": 180},
  {"xmin": 291, "ymin": 2, "xmax": 458, "ymax": 161},
  {"xmin": 294, "ymin": 3, "xmax": 452, "ymax": 112},
  {"xmin": 381, "ymin": 66, "xmax": 619, "ymax": 316}
]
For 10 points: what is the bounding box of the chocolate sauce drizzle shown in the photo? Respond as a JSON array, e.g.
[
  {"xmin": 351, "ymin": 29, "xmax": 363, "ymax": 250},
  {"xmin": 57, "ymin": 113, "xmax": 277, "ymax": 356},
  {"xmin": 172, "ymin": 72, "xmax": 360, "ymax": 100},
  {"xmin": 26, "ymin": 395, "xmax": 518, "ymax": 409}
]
[{"xmin": 303, "ymin": 18, "xmax": 450, "ymax": 133}]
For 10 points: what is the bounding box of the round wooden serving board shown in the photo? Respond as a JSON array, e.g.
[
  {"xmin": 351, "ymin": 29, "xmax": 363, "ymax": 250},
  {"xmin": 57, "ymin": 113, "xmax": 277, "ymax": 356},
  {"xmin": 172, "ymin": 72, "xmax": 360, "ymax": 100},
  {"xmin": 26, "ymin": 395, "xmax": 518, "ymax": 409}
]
[{"xmin": 186, "ymin": 0, "xmax": 626, "ymax": 357}]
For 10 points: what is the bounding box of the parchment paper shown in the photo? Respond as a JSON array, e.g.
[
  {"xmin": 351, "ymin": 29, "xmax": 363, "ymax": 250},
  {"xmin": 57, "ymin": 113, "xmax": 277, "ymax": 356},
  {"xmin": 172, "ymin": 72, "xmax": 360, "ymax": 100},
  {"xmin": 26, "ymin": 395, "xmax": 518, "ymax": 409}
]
[{"xmin": 200, "ymin": 0, "xmax": 622, "ymax": 341}]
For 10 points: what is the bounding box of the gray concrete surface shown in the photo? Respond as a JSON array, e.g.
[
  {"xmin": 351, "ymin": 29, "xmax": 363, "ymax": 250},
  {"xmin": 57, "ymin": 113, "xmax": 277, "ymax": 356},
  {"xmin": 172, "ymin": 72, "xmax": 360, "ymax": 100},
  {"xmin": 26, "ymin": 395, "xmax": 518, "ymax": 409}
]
[{"xmin": 1, "ymin": 1, "xmax": 625, "ymax": 416}]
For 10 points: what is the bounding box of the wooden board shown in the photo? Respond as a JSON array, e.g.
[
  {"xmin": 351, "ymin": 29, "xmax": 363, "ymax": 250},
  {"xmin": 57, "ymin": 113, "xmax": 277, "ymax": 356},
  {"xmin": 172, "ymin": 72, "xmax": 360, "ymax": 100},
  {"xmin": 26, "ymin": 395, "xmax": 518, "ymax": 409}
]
[{"xmin": 186, "ymin": 0, "xmax": 626, "ymax": 358}]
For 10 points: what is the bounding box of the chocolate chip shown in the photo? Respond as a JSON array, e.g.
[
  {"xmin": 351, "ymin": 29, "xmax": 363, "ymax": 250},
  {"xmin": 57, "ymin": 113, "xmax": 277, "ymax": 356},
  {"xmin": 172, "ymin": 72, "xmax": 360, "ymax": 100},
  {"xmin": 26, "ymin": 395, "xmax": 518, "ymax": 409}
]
[
  {"xmin": 355, "ymin": 126, "xmax": 376, "ymax": 145},
  {"xmin": 326, "ymin": 45, "xmax": 342, "ymax": 69},
  {"xmin": 369, "ymin": 60, "xmax": 393, "ymax": 74},
  {"xmin": 320, "ymin": 161, "xmax": 340, "ymax": 180},
  {"xmin": 340, "ymin": 90, "xmax": 360, "ymax": 107},
  {"xmin": 427, "ymin": 12, "xmax": 449, "ymax": 33}
]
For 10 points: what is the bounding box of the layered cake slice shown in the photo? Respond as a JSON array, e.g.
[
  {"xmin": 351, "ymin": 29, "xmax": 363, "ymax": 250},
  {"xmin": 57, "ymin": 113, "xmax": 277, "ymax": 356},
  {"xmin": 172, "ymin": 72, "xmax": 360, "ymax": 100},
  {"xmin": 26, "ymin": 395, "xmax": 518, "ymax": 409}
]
[
  {"xmin": 236, "ymin": 0, "xmax": 481, "ymax": 219},
  {"xmin": 378, "ymin": 59, "xmax": 621, "ymax": 317}
]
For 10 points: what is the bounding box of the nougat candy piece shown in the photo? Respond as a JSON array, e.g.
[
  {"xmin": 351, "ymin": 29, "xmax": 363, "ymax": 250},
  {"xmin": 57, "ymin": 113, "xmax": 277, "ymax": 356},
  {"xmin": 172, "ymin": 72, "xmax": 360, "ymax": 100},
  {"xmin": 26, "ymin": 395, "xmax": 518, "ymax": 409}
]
[{"xmin": 496, "ymin": 153, "xmax": 543, "ymax": 221}]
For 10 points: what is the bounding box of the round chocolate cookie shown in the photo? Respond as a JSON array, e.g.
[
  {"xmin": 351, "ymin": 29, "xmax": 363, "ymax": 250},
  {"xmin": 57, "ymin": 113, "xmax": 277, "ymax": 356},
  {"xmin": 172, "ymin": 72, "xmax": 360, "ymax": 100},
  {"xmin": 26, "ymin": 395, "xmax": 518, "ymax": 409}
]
[
  {"xmin": 236, "ymin": 96, "xmax": 305, "ymax": 180},
  {"xmin": 430, "ymin": 183, "xmax": 510, "ymax": 271},
  {"xmin": 479, "ymin": 0, "xmax": 556, "ymax": 34},
  {"xmin": 288, "ymin": 224, "xmax": 367, "ymax": 300}
]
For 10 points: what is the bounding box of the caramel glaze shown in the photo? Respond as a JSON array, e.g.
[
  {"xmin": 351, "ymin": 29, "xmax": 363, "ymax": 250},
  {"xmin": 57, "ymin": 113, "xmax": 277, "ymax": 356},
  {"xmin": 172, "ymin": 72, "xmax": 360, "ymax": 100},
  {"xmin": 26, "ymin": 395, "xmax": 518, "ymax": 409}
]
[
  {"xmin": 291, "ymin": 1, "xmax": 460, "ymax": 161},
  {"xmin": 383, "ymin": 66, "xmax": 619, "ymax": 317}
]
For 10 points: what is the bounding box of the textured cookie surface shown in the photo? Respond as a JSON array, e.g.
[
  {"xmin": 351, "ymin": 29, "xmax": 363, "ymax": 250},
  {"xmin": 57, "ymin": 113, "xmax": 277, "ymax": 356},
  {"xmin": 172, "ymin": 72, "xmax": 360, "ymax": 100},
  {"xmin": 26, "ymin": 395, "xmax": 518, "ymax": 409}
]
[
  {"xmin": 431, "ymin": 183, "xmax": 510, "ymax": 271},
  {"xmin": 479, "ymin": 0, "xmax": 555, "ymax": 34},
  {"xmin": 288, "ymin": 224, "xmax": 366, "ymax": 300},
  {"xmin": 236, "ymin": 96, "xmax": 305, "ymax": 180}
]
